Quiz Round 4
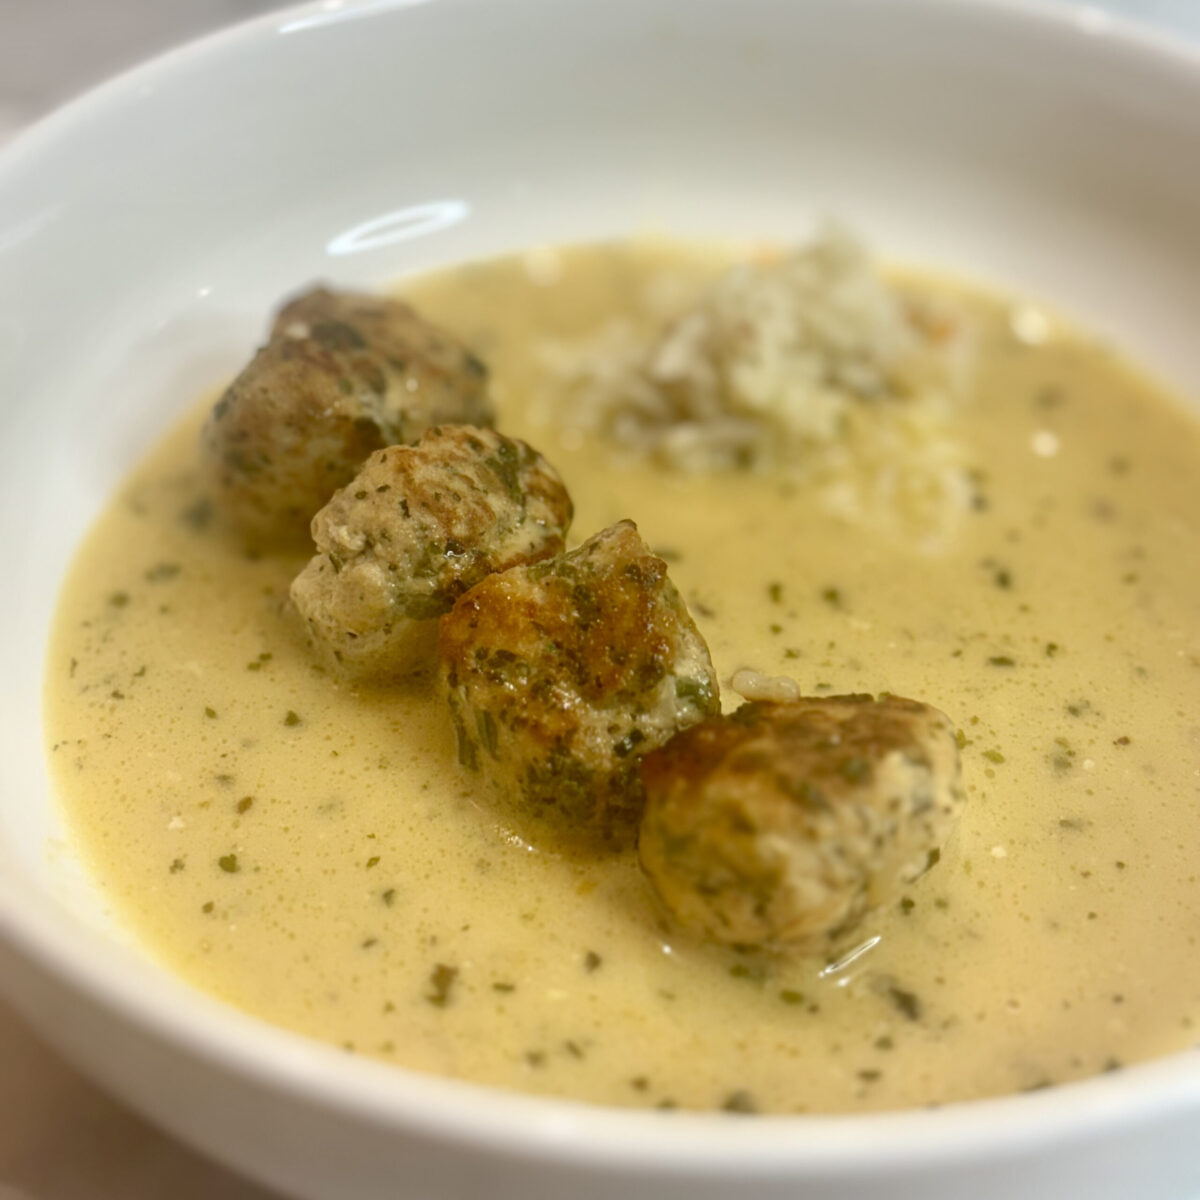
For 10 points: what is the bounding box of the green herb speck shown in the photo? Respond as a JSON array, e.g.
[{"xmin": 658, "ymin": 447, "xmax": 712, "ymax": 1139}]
[
  {"xmin": 886, "ymin": 984, "xmax": 923, "ymax": 1021},
  {"xmin": 729, "ymin": 961, "xmax": 768, "ymax": 984},
  {"xmin": 426, "ymin": 963, "xmax": 458, "ymax": 1008},
  {"xmin": 181, "ymin": 497, "xmax": 214, "ymax": 531},
  {"xmin": 838, "ymin": 756, "xmax": 871, "ymax": 783},
  {"xmin": 722, "ymin": 1090, "xmax": 757, "ymax": 1114}
]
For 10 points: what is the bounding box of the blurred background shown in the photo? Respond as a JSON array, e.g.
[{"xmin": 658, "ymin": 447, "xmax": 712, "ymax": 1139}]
[
  {"xmin": 0, "ymin": 0, "xmax": 1197, "ymax": 1196},
  {"xmin": 0, "ymin": 0, "xmax": 281, "ymax": 144}
]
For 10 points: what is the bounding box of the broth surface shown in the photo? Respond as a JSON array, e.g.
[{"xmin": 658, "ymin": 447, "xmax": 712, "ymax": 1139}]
[{"xmin": 46, "ymin": 243, "xmax": 1200, "ymax": 1113}]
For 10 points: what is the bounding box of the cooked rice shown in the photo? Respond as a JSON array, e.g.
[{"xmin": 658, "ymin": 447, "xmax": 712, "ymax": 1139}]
[
  {"xmin": 537, "ymin": 228, "xmax": 975, "ymax": 551},
  {"xmin": 730, "ymin": 668, "xmax": 803, "ymax": 704}
]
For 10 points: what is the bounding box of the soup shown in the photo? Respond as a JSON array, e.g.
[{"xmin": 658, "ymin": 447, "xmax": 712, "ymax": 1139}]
[{"xmin": 45, "ymin": 241, "xmax": 1200, "ymax": 1114}]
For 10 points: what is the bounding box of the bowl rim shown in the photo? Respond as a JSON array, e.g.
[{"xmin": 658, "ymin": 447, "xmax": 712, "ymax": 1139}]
[
  {"xmin": 4, "ymin": 0, "xmax": 1200, "ymax": 179},
  {"xmin": 4, "ymin": 0, "xmax": 1200, "ymax": 1176}
]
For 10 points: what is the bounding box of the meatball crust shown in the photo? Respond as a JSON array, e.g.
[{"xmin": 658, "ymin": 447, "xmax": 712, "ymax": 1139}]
[
  {"xmin": 290, "ymin": 425, "xmax": 573, "ymax": 679},
  {"xmin": 204, "ymin": 286, "xmax": 494, "ymax": 543},
  {"xmin": 438, "ymin": 520, "xmax": 720, "ymax": 847},
  {"xmin": 638, "ymin": 694, "xmax": 963, "ymax": 948}
]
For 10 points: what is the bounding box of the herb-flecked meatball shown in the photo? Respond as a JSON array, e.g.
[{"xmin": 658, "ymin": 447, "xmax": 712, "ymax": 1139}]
[
  {"xmin": 290, "ymin": 426, "xmax": 573, "ymax": 679},
  {"xmin": 438, "ymin": 520, "xmax": 721, "ymax": 847},
  {"xmin": 204, "ymin": 286, "xmax": 494, "ymax": 543},
  {"xmin": 638, "ymin": 694, "xmax": 963, "ymax": 948}
]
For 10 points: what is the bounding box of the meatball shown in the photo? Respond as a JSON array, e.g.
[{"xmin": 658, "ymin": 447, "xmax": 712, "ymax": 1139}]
[
  {"xmin": 290, "ymin": 425, "xmax": 573, "ymax": 679},
  {"xmin": 438, "ymin": 520, "xmax": 720, "ymax": 847},
  {"xmin": 638, "ymin": 694, "xmax": 963, "ymax": 948},
  {"xmin": 204, "ymin": 286, "xmax": 494, "ymax": 543}
]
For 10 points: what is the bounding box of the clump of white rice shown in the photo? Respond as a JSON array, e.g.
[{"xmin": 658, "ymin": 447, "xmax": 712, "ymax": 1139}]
[{"xmin": 538, "ymin": 228, "xmax": 975, "ymax": 551}]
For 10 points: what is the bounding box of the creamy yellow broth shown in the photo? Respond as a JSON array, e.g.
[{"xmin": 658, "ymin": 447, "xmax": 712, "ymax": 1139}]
[{"xmin": 46, "ymin": 243, "xmax": 1200, "ymax": 1114}]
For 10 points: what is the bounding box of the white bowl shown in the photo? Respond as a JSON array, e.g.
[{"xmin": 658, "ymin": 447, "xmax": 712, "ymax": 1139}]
[{"xmin": 2, "ymin": 1, "xmax": 1200, "ymax": 1197}]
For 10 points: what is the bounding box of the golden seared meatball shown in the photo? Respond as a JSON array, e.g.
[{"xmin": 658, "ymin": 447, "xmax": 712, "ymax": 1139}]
[
  {"xmin": 290, "ymin": 426, "xmax": 573, "ymax": 679},
  {"xmin": 204, "ymin": 286, "xmax": 494, "ymax": 543},
  {"xmin": 638, "ymin": 694, "xmax": 963, "ymax": 948},
  {"xmin": 438, "ymin": 520, "xmax": 720, "ymax": 847}
]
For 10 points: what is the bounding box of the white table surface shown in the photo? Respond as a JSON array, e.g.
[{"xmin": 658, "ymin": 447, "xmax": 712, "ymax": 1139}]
[{"xmin": 1, "ymin": 0, "xmax": 1198, "ymax": 1196}]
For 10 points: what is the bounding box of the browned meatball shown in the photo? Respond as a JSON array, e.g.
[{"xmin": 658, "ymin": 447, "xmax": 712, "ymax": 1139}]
[
  {"xmin": 638, "ymin": 694, "xmax": 963, "ymax": 948},
  {"xmin": 438, "ymin": 520, "xmax": 720, "ymax": 847},
  {"xmin": 290, "ymin": 426, "xmax": 573, "ymax": 679},
  {"xmin": 204, "ymin": 286, "xmax": 494, "ymax": 543}
]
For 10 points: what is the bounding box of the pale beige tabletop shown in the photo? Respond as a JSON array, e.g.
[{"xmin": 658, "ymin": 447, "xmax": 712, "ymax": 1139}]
[
  {"xmin": 0, "ymin": 997, "xmax": 280, "ymax": 1199},
  {"xmin": 2, "ymin": 0, "xmax": 1196, "ymax": 1196}
]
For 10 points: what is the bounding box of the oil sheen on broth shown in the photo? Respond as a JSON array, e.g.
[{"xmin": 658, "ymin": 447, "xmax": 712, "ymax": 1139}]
[{"xmin": 45, "ymin": 242, "xmax": 1200, "ymax": 1114}]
